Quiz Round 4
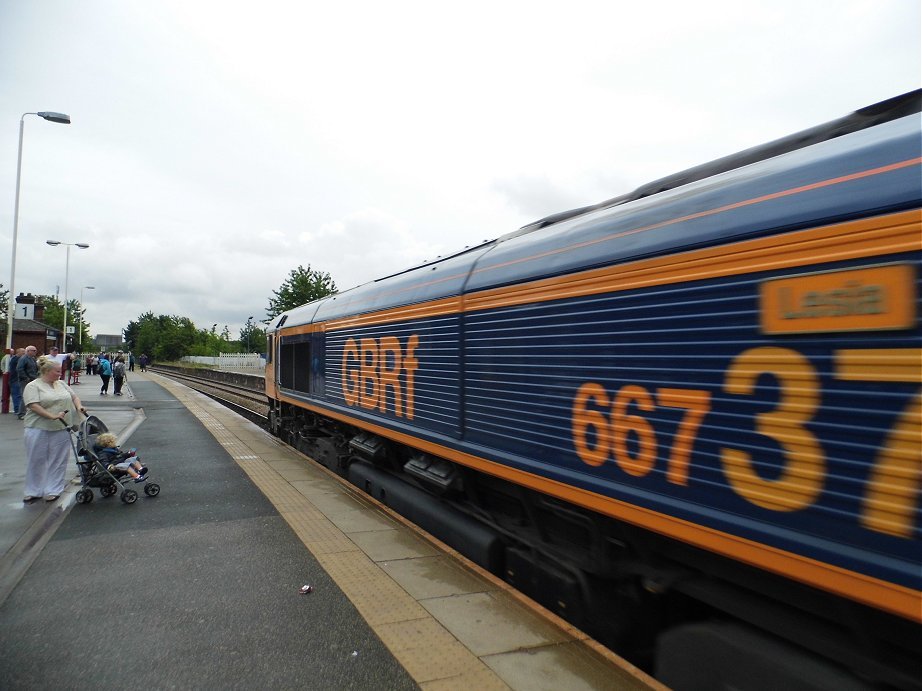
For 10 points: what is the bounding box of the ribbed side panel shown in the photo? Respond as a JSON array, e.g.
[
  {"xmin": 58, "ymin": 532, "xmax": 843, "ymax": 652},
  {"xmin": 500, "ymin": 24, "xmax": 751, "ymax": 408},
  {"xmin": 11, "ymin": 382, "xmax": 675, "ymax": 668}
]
[
  {"xmin": 464, "ymin": 255, "xmax": 921, "ymax": 588},
  {"xmin": 325, "ymin": 315, "xmax": 461, "ymax": 437}
]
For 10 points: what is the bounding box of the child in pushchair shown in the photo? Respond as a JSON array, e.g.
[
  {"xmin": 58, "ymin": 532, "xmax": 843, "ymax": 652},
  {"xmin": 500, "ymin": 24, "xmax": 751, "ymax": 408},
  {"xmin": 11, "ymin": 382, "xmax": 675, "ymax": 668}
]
[
  {"xmin": 95, "ymin": 433, "xmax": 148, "ymax": 482},
  {"xmin": 72, "ymin": 415, "xmax": 160, "ymax": 505}
]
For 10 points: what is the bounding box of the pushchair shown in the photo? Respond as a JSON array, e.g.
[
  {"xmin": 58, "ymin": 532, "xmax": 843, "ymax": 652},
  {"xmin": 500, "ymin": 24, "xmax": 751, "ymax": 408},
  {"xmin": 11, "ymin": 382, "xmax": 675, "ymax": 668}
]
[{"xmin": 68, "ymin": 415, "xmax": 160, "ymax": 505}]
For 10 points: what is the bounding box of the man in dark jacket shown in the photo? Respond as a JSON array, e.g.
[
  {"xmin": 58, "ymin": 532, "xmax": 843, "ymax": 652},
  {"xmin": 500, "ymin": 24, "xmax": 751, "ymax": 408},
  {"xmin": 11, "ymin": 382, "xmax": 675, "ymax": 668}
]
[{"xmin": 16, "ymin": 345, "xmax": 38, "ymax": 419}]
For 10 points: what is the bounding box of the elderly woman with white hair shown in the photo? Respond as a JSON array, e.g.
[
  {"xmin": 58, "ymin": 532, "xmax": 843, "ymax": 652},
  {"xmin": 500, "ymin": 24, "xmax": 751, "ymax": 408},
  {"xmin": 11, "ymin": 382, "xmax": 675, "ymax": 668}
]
[{"xmin": 21, "ymin": 356, "xmax": 88, "ymax": 503}]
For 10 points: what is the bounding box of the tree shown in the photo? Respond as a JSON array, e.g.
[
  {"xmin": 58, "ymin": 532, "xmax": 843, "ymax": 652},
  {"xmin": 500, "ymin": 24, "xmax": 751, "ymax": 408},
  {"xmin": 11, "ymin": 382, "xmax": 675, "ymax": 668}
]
[
  {"xmin": 123, "ymin": 320, "xmax": 140, "ymax": 351},
  {"xmin": 135, "ymin": 314, "xmax": 198, "ymax": 361},
  {"xmin": 239, "ymin": 317, "xmax": 267, "ymax": 354},
  {"xmin": 35, "ymin": 295, "xmax": 91, "ymax": 351},
  {"xmin": 0, "ymin": 283, "xmax": 7, "ymax": 323},
  {"xmin": 38, "ymin": 295, "xmax": 67, "ymax": 347},
  {"xmin": 40, "ymin": 295, "xmax": 64, "ymax": 333},
  {"xmin": 129, "ymin": 312, "xmax": 246, "ymax": 361},
  {"xmin": 135, "ymin": 312, "xmax": 160, "ymax": 359},
  {"xmin": 266, "ymin": 265, "xmax": 336, "ymax": 320}
]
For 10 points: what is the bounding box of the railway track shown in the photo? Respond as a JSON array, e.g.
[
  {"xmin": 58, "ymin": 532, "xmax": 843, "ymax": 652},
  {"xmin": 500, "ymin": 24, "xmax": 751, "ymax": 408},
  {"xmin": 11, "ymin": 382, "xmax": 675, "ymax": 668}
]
[{"xmin": 148, "ymin": 365, "xmax": 268, "ymax": 425}]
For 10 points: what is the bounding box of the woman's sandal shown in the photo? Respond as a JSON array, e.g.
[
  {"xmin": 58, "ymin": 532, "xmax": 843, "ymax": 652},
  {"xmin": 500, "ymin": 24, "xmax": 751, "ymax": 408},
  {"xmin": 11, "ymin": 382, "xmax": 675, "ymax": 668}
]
[
  {"xmin": 23, "ymin": 496, "xmax": 40, "ymax": 504},
  {"xmin": 44, "ymin": 495, "xmax": 60, "ymax": 502}
]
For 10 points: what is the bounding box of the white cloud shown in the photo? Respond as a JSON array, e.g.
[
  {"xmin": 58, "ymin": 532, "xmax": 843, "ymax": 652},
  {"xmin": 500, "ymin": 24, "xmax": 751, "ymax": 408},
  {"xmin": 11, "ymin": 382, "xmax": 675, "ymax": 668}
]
[
  {"xmin": 298, "ymin": 208, "xmax": 446, "ymax": 290},
  {"xmin": 491, "ymin": 176, "xmax": 589, "ymax": 220},
  {"xmin": 0, "ymin": 0, "xmax": 918, "ymax": 341}
]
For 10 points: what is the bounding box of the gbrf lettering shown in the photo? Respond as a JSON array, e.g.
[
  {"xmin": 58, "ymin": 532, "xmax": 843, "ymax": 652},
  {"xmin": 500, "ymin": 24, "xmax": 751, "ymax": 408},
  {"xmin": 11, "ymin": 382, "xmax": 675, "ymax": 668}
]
[{"xmin": 342, "ymin": 335, "xmax": 419, "ymax": 419}]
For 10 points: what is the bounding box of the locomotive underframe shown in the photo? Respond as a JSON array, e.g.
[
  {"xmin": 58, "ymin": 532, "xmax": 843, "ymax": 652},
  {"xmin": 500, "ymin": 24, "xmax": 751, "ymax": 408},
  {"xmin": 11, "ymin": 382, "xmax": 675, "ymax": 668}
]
[{"xmin": 269, "ymin": 398, "xmax": 919, "ymax": 690}]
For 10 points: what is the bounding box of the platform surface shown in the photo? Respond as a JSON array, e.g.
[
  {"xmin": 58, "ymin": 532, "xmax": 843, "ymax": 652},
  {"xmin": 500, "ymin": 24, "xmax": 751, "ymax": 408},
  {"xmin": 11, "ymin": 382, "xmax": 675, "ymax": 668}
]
[{"xmin": 0, "ymin": 370, "xmax": 659, "ymax": 690}]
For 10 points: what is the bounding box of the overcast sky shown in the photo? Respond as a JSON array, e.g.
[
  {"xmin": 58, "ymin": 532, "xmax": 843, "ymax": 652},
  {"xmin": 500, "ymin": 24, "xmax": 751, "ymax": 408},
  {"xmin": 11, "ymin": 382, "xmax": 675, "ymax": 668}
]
[{"xmin": 1, "ymin": 0, "xmax": 919, "ymax": 343}]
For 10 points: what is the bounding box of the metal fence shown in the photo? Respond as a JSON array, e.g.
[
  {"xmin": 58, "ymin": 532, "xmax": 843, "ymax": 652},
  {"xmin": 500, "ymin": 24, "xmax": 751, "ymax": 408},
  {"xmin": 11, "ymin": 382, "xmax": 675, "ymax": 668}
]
[{"xmin": 181, "ymin": 354, "xmax": 265, "ymax": 369}]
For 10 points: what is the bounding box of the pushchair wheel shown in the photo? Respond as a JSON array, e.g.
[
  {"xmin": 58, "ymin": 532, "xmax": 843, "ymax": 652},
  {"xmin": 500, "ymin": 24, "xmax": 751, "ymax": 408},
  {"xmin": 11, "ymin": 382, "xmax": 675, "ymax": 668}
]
[
  {"xmin": 144, "ymin": 483, "xmax": 160, "ymax": 497},
  {"xmin": 120, "ymin": 489, "xmax": 138, "ymax": 504},
  {"xmin": 75, "ymin": 489, "xmax": 93, "ymax": 504},
  {"xmin": 100, "ymin": 482, "xmax": 118, "ymax": 498}
]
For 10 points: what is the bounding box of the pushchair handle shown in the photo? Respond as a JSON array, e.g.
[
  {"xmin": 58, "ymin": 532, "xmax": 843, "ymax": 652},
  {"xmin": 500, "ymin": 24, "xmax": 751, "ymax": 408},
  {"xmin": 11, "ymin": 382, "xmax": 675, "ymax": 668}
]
[
  {"xmin": 61, "ymin": 407, "xmax": 88, "ymax": 428},
  {"xmin": 60, "ymin": 414, "xmax": 80, "ymax": 431}
]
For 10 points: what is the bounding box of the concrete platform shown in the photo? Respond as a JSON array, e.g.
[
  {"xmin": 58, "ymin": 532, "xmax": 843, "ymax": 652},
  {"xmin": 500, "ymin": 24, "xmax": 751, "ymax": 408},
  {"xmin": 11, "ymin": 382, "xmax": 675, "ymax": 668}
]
[{"xmin": 0, "ymin": 370, "xmax": 661, "ymax": 690}]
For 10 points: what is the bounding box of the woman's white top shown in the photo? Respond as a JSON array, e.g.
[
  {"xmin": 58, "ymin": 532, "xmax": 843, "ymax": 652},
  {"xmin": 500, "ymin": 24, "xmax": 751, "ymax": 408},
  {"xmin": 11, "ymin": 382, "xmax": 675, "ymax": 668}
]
[{"xmin": 22, "ymin": 378, "xmax": 78, "ymax": 431}]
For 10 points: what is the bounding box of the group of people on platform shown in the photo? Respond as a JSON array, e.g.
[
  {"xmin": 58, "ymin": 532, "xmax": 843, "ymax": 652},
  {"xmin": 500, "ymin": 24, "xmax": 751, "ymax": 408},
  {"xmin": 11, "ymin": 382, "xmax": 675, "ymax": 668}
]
[
  {"xmin": 0, "ymin": 346, "xmax": 152, "ymax": 504},
  {"xmin": 1, "ymin": 346, "xmax": 152, "ymax": 417}
]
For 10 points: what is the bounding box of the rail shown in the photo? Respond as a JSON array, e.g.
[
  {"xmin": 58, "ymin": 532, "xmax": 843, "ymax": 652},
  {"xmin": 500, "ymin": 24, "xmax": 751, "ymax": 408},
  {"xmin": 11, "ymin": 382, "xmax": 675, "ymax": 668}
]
[{"xmin": 148, "ymin": 365, "xmax": 268, "ymax": 424}]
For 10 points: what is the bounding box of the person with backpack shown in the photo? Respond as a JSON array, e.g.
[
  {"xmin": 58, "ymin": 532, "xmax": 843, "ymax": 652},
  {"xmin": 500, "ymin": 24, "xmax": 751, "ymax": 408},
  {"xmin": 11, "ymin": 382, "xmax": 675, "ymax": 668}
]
[
  {"xmin": 99, "ymin": 354, "xmax": 113, "ymax": 395},
  {"xmin": 112, "ymin": 355, "xmax": 127, "ymax": 396}
]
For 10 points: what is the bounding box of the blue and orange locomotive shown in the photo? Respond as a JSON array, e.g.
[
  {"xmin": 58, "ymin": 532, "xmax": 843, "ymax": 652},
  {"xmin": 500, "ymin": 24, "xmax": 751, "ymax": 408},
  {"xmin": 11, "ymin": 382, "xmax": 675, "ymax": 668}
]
[{"xmin": 266, "ymin": 91, "xmax": 921, "ymax": 690}]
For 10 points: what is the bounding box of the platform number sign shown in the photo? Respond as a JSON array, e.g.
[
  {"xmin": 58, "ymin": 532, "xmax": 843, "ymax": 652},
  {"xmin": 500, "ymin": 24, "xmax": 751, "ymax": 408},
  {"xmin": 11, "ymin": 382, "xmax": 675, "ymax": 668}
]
[{"xmin": 18, "ymin": 304, "xmax": 34, "ymax": 320}]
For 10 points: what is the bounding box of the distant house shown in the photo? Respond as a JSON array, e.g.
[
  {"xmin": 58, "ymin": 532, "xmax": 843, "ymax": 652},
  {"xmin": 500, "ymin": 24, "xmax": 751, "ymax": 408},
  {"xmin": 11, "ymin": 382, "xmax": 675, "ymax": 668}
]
[{"xmin": 1, "ymin": 293, "xmax": 62, "ymax": 353}]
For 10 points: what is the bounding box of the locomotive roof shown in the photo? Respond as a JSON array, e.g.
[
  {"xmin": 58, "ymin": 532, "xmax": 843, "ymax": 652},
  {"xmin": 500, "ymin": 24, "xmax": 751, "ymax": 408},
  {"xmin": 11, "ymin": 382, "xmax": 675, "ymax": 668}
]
[
  {"xmin": 276, "ymin": 90, "xmax": 921, "ymax": 330},
  {"xmin": 513, "ymin": 89, "xmax": 922, "ymax": 236}
]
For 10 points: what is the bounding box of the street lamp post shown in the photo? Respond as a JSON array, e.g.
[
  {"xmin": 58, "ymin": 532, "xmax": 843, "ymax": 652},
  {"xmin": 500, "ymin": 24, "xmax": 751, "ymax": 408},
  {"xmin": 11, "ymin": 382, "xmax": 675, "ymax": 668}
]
[
  {"xmin": 79, "ymin": 285, "xmax": 95, "ymax": 350},
  {"xmin": 6, "ymin": 111, "xmax": 71, "ymax": 351},
  {"xmin": 46, "ymin": 240, "xmax": 89, "ymax": 350},
  {"xmin": 246, "ymin": 316, "xmax": 254, "ymax": 353}
]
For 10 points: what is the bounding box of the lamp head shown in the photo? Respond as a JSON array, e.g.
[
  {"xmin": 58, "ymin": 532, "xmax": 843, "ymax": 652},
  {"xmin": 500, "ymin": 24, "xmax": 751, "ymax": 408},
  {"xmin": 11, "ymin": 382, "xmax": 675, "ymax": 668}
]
[
  {"xmin": 76, "ymin": 243, "xmax": 90, "ymax": 249},
  {"xmin": 46, "ymin": 240, "xmax": 61, "ymax": 246},
  {"xmin": 37, "ymin": 112, "xmax": 71, "ymax": 124}
]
